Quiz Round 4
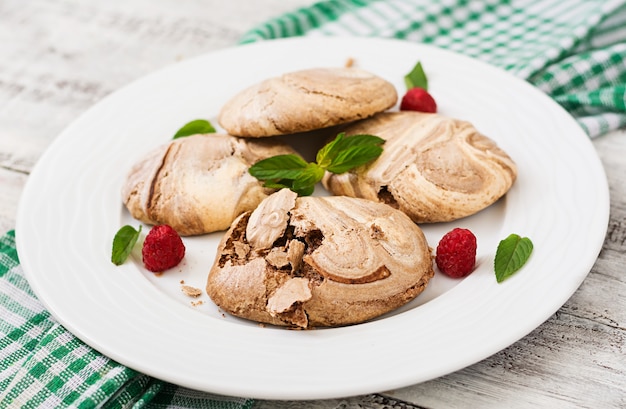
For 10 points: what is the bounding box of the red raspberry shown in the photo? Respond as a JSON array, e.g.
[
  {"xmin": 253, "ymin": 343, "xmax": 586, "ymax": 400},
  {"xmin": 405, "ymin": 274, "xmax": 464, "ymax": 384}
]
[
  {"xmin": 435, "ymin": 228, "xmax": 477, "ymax": 278},
  {"xmin": 400, "ymin": 87, "xmax": 437, "ymax": 113},
  {"xmin": 142, "ymin": 225, "xmax": 186, "ymax": 272}
]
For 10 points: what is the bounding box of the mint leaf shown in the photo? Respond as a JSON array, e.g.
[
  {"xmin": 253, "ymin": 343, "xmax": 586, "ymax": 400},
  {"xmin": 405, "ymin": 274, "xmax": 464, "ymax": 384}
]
[
  {"xmin": 292, "ymin": 163, "xmax": 325, "ymax": 191},
  {"xmin": 290, "ymin": 181, "xmax": 316, "ymax": 197},
  {"xmin": 326, "ymin": 144, "xmax": 384, "ymax": 174},
  {"xmin": 248, "ymin": 154, "xmax": 308, "ymax": 180},
  {"xmin": 173, "ymin": 119, "xmax": 216, "ymax": 139},
  {"xmin": 316, "ymin": 133, "xmax": 344, "ymax": 169},
  {"xmin": 494, "ymin": 234, "xmax": 533, "ymax": 283},
  {"xmin": 249, "ymin": 155, "xmax": 319, "ymax": 195},
  {"xmin": 263, "ymin": 179, "xmax": 315, "ymax": 196},
  {"xmin": 404, "ymin": 61, "xmax": 428, "ymax": 90},
  {"xmin": 317, "ymin": 133, "xmax": 384, "ymax": 169},
  {"xmin": 111, "ymin": 225, "xmax": 142, "ymax": 265},
  {"xmin": 261, "ymin": 180, "xmax": 292, "ymax": 190},
  {"xmin": 249, "ymin": 133, "xmax": 384, "ymax": 196}
]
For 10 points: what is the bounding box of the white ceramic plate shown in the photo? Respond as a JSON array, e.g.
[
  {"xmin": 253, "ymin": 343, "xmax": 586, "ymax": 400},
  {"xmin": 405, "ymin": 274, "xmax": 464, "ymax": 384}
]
[{"xmin": 16, "ymin": 37, "xmax": 609, "ymax": 400}]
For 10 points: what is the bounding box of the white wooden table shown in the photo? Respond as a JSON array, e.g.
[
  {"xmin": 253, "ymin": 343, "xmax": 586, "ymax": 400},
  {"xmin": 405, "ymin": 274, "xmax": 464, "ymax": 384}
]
[{"xmin": 1, "ymin": 1, "xmax": 624, "ymax": 408}]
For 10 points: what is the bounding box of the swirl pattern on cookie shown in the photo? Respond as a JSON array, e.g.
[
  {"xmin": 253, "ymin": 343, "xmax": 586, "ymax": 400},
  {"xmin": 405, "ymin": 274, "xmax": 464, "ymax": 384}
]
[
  {"xmin": 206, "ymin": 189, "xmax": 434, "ymax": 328},
  {"xmin": 122, "ymin": 133, "xmax": 297, "ymax": 236},
  {"xmin": 322, "ymin": 112, "xmax": 518, "ymax": 223}
]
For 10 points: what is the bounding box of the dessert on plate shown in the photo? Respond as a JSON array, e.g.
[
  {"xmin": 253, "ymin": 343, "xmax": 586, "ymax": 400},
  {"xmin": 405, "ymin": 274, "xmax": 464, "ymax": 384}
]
[
  {"xmin": 206, "ymin": 189, "xmax": 434, "ymax": 328},
  {"xmin": 120, "ymin": 64, "xmax": 518, "ymax": 329},
  {"xmin": 322, "ymin": 111, "xmax": 518, "ymax": 223},
  {"xmin": 218, "ymin": 67, "xmax": 398, "ymax": 137},
  {"xmin": 122, "ymin": 133, "xmax": 297, "ymax": 236}
]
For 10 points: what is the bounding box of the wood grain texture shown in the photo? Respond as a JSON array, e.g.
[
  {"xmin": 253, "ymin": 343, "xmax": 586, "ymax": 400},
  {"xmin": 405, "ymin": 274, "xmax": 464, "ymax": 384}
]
[
  {"xmin": 1, "ymin": 1, "xmax": 624, "ymax": 408},
  {"xmin": 0, "ymin": 0, "xmax": 313, "ymax": 233}
]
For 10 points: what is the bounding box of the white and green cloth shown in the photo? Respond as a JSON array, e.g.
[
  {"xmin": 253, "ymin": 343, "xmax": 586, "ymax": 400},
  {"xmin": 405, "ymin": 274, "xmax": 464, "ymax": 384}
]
[
  {"xmin": 242, "ymin": 0, "xmax": 626, "ymax": 137},
  {"xmin": 2, "ymin": 1, "xmax": 625, "ymax": 408},
  {"xmin": 0, "ymin": 232, "xmax": 254, "ymax": 408}
]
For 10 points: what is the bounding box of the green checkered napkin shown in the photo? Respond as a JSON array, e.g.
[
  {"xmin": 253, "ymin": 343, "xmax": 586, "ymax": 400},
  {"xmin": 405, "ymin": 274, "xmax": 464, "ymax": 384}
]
[
  {"xmin": 2, "ymin": 1, "xmax": 625, "ymax": 408},
  {"xmin": 242, "ymin": 0, "xmax": 626, "ymax": 137},
  {"xmin": 0, "ymin": 230, "xmax": 254, "ymax": 408}
]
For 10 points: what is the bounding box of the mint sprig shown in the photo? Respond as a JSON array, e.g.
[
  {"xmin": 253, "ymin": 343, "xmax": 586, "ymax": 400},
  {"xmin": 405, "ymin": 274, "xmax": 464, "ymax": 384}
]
[
  {"xmin": 404, "ymin": 61, "xmax": 428, "ymax": 91},
  {"xmin": 494, "ymin": 234, "xmax": 533, "ymax": 283},
  {"xmin": 111, "ymin": 225, "xmax": 142, "ymax": 265},
  {"xmin": 173, "ymin": 119, "xmax": 216, "ymax": 139},
  {"xmin": 317, "ymin": 133, "xmax": 385, "ymax": 173},
  {"xmin": 249, "ymin": 133, "xmax": 384, "ymax": 196}
]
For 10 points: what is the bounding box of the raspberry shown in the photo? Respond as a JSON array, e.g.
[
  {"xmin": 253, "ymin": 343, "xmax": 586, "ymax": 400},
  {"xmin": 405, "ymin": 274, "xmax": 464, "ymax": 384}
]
[
  {"xmin": 435, "ymin": 228, "xmax": 477, "ymax": 278},
  {"xmin": 400, "ymin": 87, "xmax": 437, "ymax": 113},
  {"xmin": 142, "ymin": 225, "xmax": 186, "ymax": 272}
]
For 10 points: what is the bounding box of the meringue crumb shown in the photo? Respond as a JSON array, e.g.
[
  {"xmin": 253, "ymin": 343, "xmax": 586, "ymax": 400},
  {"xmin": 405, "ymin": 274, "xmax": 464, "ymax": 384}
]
[{"xmin": 181, "ymin": 285, "xmax": 202, "ymax": 298}]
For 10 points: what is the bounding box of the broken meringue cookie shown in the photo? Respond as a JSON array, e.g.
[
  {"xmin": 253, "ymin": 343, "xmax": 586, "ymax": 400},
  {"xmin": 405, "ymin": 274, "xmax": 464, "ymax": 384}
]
[
  {"xmin": 206, "ymin": 189, "xmax": 434, "ymax": 329},
  {"xmin": 121, "ymin": 133, "xmax": 297, "ymax": 236},
  {"xmin": 322, "ymin": 111, "xmax": 518, "ymax": 223}
]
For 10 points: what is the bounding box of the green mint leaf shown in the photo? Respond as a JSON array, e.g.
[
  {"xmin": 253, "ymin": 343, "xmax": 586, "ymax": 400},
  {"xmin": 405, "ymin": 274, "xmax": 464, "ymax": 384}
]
[
  {"xmin": 111, "ymin": 225, "xmax": 142, "ymax": 266},
  {"xmin": 262, "ymin": 180, "xmax": 294, "ymax": 190},
  {"xmin": 173, "ymin": 119, "xmax": 216, "ymax": 139},
  {"xmin": 494, "ymin": 234, "xmax": 534, "ymax": 283},
  {"xmin": 292, "ymin": 163, "xmax": 325, "ymax": 192},
  {"xmin": 404, "ymin": 61, "xmax": 428, "ymax": 91},
  {"xmin": 291, "ymin": 182, "xmax": 316, "ymax": 197},
  {"xmin": 249, "ymin": 133, "xmax": 384, "ymax": 196},
  {"xmin": 315, "ymin": 133, "xmax": 344, "ymax": 168},
  {"xmin": 248, "ymin": 154, "xmax": 308, "ymax": 180},
  {"xmin": 262, "ymin": 179, "xmax": 314, "ymax": 196},
  {"xmin": 316, "ymin": 133, "xmax": 384, "ymax": 170},
  {"xmin": 330, "ymin": 133, "xmax": 384, "ymax": 154},
  {"xmin": 326, "ymin": 144, "xmax": 384, "ymax": 174},
  {"xmin": 250, "ymin": 155, "xmax": 322, "ymax": 196},
  {"xmin": 258, "ymin": 163, "xmax": 324, "ymax": 196}
]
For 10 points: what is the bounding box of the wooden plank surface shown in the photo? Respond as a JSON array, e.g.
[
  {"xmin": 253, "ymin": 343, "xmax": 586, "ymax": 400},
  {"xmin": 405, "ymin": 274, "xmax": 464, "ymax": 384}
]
[{"xmin": 1, "ymin": 1, "xmax": 624, "ymax": 408}]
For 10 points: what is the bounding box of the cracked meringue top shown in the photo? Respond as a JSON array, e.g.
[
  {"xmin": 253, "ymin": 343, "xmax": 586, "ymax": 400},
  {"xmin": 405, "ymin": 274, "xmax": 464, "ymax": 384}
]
[
  {"xmin": 206, "ymin": 189, "xmax": 434, "ymax": 328},
  {"xmin": 217, "ymin": 67, "xmax": 398, "ymax": 137}
]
